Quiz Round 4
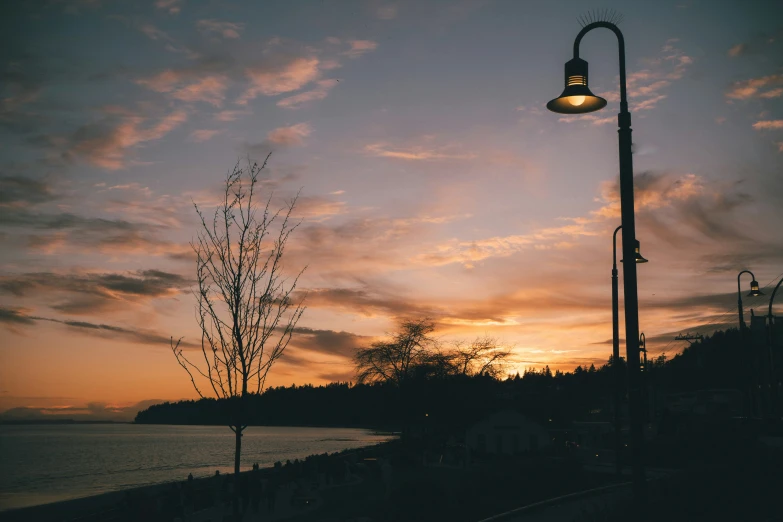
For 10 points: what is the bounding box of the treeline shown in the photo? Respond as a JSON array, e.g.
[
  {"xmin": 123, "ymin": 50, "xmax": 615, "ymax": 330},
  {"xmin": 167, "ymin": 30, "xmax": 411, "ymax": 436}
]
[{"xmin": 135, "ymin": 327, "xmax": 754, "ymax": 428}]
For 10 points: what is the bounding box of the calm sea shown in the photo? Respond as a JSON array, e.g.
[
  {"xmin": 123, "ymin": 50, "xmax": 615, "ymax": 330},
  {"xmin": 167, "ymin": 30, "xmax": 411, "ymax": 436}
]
[{"xmin": 0, "ymin": 424, "xmax": 394, "ymax": 511}]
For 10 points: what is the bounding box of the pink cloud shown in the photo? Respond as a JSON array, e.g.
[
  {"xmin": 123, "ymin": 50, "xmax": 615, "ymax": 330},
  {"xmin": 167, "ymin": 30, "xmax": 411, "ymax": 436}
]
[
  {"xmin": 68, "ymin": 110, "xmax": 188, "ymax": 170},
  {"xmin": 155, "ymin": 0, "xmax": 182, "ymax": 14},
  {"xmin": 171, "ymin": 76, "xmax": 229, "ymax": 106},
  {"xmin": 238, "ymin": 57, "xmax": 321, "ymax": 103},
  {"xmin": 196, "ymin": 19, "xmax": 244, "ymax": 39},
  {"xmin": 266, "ymin": 123, "xmax": 312, "ymax": 146},
  {"xmin": 188, "ymin": 129, "xmax": 223, "ymax": 142},
  {"xmin": 343, "ymin": 40, "xmax": 378, "ymax": 58},
  {"xmin": 277, "ymin": 79, "xmax": 339, "ymax": 109},
  {"xmin": 364, "ymin": 142, "xmax": 476, "ymax": 161}
]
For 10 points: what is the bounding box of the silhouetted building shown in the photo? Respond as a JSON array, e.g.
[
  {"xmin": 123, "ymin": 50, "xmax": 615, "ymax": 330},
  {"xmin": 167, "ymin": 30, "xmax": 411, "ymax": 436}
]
[{"xmin": 466, "ymin": 410, "xmax": 550, "ymax": 455}]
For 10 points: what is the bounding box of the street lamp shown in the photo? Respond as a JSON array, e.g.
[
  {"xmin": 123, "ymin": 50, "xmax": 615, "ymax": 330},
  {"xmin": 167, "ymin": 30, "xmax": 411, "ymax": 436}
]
[
  {"xmin": 738, "ymin": 270, "xmax": 764, "ymax": 331},
  {"xmin": 737, "ymin": 270, "xmax": 763, "ymax": 417},
  {"xmin": 611, "ymin": 226, "xmax": 647, "ymax": 477},
  {"xmin": 547, "ymin": 19, "xmax": 647, "ymax": 506}
]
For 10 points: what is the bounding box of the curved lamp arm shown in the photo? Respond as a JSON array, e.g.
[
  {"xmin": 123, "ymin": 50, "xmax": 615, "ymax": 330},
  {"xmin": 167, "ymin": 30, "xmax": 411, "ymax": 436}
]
[
  {"xmin": 573, "ymin": 22, "xmax": 627, "ymax": 111},
  {"xmin": 613, "ymin": 225, "xmax": 622, "ymax": 268},
  {"xmin": 738, "ymin": 270, "xmax": 756, "ymax": 297}
]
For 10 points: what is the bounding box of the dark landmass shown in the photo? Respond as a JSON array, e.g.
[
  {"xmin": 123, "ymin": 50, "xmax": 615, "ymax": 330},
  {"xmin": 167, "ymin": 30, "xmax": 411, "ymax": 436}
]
[{"xmin": 135, "ymin": 328, "xmax": 762, "ymax": 430}]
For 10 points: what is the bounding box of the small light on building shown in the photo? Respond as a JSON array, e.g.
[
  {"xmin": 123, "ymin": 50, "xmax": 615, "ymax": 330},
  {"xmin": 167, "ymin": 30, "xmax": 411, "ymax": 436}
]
[{"xmin": 425, "ymin": 413, "xmax": 429, "ymax": 417}]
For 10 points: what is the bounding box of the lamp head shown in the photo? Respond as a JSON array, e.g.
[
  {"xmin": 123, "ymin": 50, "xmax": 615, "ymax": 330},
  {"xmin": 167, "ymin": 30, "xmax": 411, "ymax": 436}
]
[
  {"xmin": 620, "ymin": 240, "xmax": 648, "ymax": 264},
  {"xmin": 749, "ymin": 280, "xmax": 763, "ymax": 297},
  {"xmin": 546, "ymin": 58, "xmax": 608, "ymax": 114},
  {"xmin": 634, "ymin": 240, "xmax": 648, "ymax": 263}
]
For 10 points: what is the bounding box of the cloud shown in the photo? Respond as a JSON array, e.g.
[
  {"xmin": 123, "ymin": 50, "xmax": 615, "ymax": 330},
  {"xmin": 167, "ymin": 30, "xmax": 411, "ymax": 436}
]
[
  {"xmin": 155, "ymin": 0, "xmax": 183, "ymax": 14},
  {"xmin": 0, "ymin": 306, "xmax": 197, "ymax": 348},
  {"xmin": 0, "ymin": 306, "xmax": 35, "ymax": 325},
  {"xmin": 364, "ymin": 142, "xmax": 477, "ymax": 161},
  {"xmin": 292, "ymin": 195, "xmax": 347, "ymax": 221},
  {"xmin": 138, "ymin": 24, "xmax": 171, "ymax": 41},
  {"xmin": 0, "ymin": 176, "xmax": 57, "ymax": 208},
  {"xmin": 0, "ymin": 399, "xmax": 166, "ymax": 422},
  {"xmin": 196, "ymin": 19, "xmax": 244, "ymax": 40},
  {"xmin": 137, "ymin": 71, "xmax": 229, "ymax": 106},
  {"xmin": 343, "ymin": 40, "xmax": 378, "ymax": 58},
  {"xmin": 726, "ymin": 75, "xmax": 783, "ymax": 100},
  {"xmin": 214, "ymin": 110, "xmax": 250, "ymax": 122},
  {"xmin": 0, "ymin": 269, "xmax": 191, "ymax": 314},
  {"xmin": 266, "ymin": 123, "xmax": 312, "ymax": 146},
  {"xmin": 277, "ymin": 79, "xmax": 339, "ymax": 109},
  {"xmin": 753, "ymin": 120, "xmax": 783, "ymax": 130},
  {"xmin": 290, "ymin": 326, "xmax": 372, "ymax": 359},
  {"xmin": 66, "ymin": 109, "xmax": 188, "ymax": 170},
  {"xmin": 728, "ymin": 43, "xmax": 746, "ymax": 57},
  {"xmin": 0, "ymin": 207, "xmax": 188, "ymax": 258},
  {"xmin": 238, "ymin": 57, "xmax": 321, "ymax": 103},
  {"xmin": 171, "ymin": 76, "xmax": 229, "ymax": 106},
  {"xmin": 376, "ymin": 4, "xmax": 398, "ymax": 19},
  {"xmin": 189, "ymin": 129, "xmax": 223, "ymax": 142}
]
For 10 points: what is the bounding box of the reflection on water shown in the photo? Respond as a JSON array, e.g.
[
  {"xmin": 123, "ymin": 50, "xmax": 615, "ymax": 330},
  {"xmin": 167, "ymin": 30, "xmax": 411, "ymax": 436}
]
[{"xmin": 0, "ymin": 424, "xmax": 394, "ymax": 511}]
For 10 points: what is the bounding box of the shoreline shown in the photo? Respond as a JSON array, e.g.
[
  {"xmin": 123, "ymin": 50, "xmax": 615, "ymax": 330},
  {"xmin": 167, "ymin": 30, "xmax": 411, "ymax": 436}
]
[{"xmin": 0, "ymin": 439, "xmax": 397, "ymax": 521}]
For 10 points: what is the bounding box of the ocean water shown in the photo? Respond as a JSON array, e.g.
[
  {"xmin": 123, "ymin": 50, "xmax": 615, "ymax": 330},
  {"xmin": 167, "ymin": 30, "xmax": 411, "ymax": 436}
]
[{"xmin": 0, "ymin": 424, "xmax": 394, "ymax": 511}]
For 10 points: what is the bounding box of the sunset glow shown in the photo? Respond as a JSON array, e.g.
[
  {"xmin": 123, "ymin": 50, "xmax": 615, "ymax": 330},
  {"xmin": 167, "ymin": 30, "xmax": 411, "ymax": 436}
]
[{"xmin": 1, "ymin": 0, "xmax": 782, "ymax": 420}]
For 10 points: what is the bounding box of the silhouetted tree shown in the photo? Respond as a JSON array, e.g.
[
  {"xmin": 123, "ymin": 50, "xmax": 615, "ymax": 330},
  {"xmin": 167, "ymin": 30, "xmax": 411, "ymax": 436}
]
[
  {"xmin": 446, "ymin": 336, "xmax": 511, "ymax": 378},
  {"xmin": 170, "ymin": 156, "xmax": 306, "ymax": 519},
  {"xmin": 354, "ymin": 318, "xmax": 436, "ymax": 386}
]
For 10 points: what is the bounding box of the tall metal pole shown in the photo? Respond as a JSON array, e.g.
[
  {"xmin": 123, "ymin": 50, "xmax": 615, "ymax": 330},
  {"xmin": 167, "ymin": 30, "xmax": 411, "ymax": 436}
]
[
  {"xmin": 611, "ymin": 225, "xmax": 623, "ymax": 477},
  {"xmin": 738, "ymin": 270, "xmax": 759, "ymax": 417},
  {"xmin": 767, "ymin": 278, "xmax": 782, "ymax": 418},
  {"xmin": 574, "ymin": 21, "xmax": 646, "ymax": 507}
]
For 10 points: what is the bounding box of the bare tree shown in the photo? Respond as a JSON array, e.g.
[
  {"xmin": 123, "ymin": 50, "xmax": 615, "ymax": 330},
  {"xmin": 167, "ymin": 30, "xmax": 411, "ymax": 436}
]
[
  {"xmin": 447, "ymin": 336, "xmax": 511, "ymax": 378},
  {"xmin": 170, "ymin": 156, "xmax": 305, "ymax": 518},
  {"xmin": 354, "ymin": 318, "xmax": 436, "ymax": 387}
]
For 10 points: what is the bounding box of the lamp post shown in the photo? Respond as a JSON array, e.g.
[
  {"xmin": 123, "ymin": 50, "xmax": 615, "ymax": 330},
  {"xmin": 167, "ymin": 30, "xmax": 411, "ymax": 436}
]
[
  {"xmin": 738, "ymin": 270, "xmax": 764, "ymax": 417},
  {"xmin": 547, "ymin": 20, "xmax": 647, "ymax": 506},
  {"xmin": 611, "ymin": 226, "xmax": 647, "ymax": 476}
]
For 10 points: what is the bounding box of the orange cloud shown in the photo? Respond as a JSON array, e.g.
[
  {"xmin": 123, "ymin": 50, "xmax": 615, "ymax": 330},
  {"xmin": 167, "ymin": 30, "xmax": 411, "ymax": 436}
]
[
  {"xmin": 753, "ymin": 120, "xmax": 783, "ymax": 130},
  {"xmin": 726, "ymin": 75, "xmax": 783, "ymax": 100}
]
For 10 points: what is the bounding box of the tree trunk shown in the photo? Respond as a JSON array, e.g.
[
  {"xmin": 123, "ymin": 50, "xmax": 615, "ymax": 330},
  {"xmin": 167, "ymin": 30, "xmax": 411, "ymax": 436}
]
[{"xmin": 233, "ymin": 425, "xmax": 242, "ymax": 521}]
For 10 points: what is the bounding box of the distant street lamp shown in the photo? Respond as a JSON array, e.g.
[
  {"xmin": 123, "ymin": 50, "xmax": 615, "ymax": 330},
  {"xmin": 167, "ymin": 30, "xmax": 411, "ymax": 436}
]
[
  {"xmin": 738, "ymin": 270, "xmax": 764, "ymax": 331},
  {"xmin": 767, "ymin": 277, "xmax": 782, "ymax": 418},
  {"xmin": 737, "ymin": 270, "xmax": 764, "ymax": 417},
  {"xmin": 547, "ymin": 19, "xmax": 648, "ymax": 506},
  {"xmin": 611, "ymin": 225, "xmax": 647, "ymax": 477}
]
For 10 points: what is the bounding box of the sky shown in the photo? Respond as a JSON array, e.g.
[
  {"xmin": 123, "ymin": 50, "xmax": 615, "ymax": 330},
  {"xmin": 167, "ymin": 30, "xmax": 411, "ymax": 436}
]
[{"xmin": 1, "ymin": 0, "xmax": 782, "ymax": 420}]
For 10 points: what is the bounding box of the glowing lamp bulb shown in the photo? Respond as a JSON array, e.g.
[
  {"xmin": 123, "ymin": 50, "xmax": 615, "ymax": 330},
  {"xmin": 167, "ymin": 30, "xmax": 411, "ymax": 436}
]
[{"xmin": 568, "ymin": 96, "xmax": 586, "ymax": 106}]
